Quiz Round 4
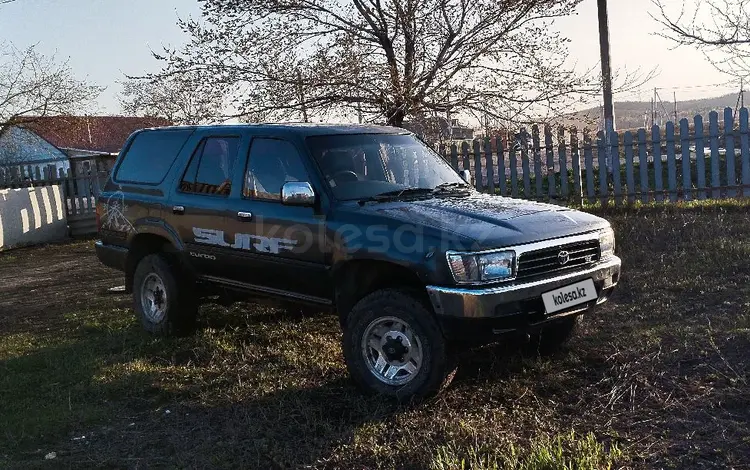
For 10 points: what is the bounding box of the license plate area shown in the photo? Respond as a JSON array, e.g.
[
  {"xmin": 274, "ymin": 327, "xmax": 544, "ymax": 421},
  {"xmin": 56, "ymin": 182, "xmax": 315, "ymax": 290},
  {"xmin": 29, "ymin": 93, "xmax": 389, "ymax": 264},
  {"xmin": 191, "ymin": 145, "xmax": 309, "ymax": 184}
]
[{"xmin": 541, "ymin": 279, "xmax": 597, "ymax": 314}]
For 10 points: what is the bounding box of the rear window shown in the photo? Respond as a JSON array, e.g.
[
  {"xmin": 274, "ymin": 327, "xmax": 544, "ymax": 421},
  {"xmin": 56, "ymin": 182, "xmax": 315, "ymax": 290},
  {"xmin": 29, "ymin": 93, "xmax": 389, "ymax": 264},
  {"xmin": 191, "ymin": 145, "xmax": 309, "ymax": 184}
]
[{"xmin": 115, "ymin": 129, "xmax": 193, "ymax": 184}]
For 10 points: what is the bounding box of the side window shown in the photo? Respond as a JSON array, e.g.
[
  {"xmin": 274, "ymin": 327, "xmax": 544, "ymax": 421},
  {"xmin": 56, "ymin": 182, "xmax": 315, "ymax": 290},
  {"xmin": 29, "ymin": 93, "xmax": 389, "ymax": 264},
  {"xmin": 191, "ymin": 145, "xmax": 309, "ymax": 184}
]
[
  {"xmin": 115, "ymin": 129, "xmax": 193, "ymax": 184},
  {"xmin": 244, "ymin": 138, "xmax": 310, "ymax": 201},
  {"xmin": 180, "ymin": 137, "xmax": 239, "ymax": 196}
]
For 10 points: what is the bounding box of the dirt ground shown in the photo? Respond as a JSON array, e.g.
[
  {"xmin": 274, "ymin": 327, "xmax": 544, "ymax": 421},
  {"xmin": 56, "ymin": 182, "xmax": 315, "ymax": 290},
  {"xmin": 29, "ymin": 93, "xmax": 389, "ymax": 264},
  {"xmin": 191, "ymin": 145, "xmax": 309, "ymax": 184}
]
[
  {"xmin": 0, "ymin": 241, "xmax": 126, "ymax": 336},
  {"xmin": 1, "ymin": 203, "xmax": 750, "ymax": 469}
]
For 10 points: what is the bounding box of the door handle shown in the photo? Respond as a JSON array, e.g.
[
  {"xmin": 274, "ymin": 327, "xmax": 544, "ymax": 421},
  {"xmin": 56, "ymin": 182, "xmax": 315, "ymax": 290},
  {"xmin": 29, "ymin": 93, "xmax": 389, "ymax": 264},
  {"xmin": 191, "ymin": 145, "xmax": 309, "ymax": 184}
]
[
  {"xmin": 237, "ymin": 211, "xmax": 253, "ymax": 220},
  {"xmin": 172, "ymin": 205, "xmax": 185, "ymax": 215}
]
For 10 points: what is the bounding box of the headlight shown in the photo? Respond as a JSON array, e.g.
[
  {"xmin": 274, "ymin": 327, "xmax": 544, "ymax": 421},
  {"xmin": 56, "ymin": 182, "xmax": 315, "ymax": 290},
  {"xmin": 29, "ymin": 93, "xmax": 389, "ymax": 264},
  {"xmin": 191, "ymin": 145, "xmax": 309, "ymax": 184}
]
[
  {"xmin": 599, "ymin": 227, "xmax": 615, "ymax": 259},
  {"xmin": 447, "ymin": 250, "xmax": 516, "ymax": 284}
]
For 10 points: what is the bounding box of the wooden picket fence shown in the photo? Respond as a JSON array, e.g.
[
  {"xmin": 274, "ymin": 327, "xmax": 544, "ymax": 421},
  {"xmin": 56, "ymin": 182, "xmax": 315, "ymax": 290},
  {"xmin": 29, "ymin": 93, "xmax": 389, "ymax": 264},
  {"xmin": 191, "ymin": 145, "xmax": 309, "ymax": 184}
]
[
  {"xmin": 0, "ymin": 160, "xmax": 111, "ymax": 237},
  {"xmin": 439, "ymin": 107, "xmax": 750, "ymax": 206}
]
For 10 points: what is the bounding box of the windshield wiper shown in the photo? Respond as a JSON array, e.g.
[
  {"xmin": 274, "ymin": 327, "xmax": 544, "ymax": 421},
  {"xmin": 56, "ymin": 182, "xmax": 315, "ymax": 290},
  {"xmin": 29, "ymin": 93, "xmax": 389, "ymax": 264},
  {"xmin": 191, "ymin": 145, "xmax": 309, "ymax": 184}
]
[
  {"xmin": 358, "ymin": 187, "xmax": 434, "ymax": 205},
  {"xmin": 433, "ymin": 182, "xmax": 470, "ymax": 191},
  {"xmin": 432, "ymin": 182, "xmax": 472, "ymax": 197}
]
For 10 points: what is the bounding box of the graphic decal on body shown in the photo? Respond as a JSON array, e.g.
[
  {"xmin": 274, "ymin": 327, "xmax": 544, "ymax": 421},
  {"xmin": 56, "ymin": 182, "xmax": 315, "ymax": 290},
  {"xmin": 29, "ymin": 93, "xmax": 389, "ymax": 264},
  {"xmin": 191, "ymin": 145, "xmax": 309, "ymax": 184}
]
[
  {"xmin": 101, "ymin": 191, "xmax": 136, "ymax": 233},
  {"xmin": 193, "ymin": 227, "xmax": 298, "ymax": 254}
]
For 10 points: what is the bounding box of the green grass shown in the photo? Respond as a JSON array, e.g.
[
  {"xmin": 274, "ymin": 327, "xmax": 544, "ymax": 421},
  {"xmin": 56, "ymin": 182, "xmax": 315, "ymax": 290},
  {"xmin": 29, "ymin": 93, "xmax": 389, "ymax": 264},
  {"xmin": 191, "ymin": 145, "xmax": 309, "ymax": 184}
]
[
  {"xmin": 1, "ymin": 201, "xmax": 750, "ymax": 467},
  {"xmin": 431, "ymin": 432, "xmax": 622, "ymax": 470}
]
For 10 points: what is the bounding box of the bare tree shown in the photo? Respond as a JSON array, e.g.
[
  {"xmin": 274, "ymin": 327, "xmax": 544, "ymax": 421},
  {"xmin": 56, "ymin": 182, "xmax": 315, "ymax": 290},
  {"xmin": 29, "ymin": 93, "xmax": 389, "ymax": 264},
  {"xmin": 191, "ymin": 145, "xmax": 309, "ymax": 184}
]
[
  {"xmin": 119, "ymin": 74, "xmax": 225, "ymax": 125},
  {"xmin": 148, "ymin": 0, "xmax": 644, "ymax": 127},
  {"xmin": 653, "ymin": 0, "xmax": 750, "ymax": 77},
  {"xmin": 0, "ymin": 43, "xmax": 102, "ymax": 127}
]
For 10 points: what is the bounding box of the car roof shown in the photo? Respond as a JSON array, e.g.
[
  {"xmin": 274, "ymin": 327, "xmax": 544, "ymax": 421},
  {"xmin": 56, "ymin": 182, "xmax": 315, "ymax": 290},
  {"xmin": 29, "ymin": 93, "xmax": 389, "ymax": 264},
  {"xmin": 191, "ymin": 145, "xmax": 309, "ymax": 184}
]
[{"xmin": 139, "ymin": 123, "xmax": 411, "ymax": 137}]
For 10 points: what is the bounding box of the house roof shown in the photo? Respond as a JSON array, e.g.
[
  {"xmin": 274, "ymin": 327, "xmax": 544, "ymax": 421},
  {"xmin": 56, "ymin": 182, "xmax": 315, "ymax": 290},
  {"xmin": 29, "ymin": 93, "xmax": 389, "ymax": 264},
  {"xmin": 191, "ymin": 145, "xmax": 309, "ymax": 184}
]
[
  {"xmin": 22, "ymin": 116, "xmax": 172, "ymax": 154},
  {"xmin": 0, "ymin": 125, "xmax": 68, "ymax": 166}
]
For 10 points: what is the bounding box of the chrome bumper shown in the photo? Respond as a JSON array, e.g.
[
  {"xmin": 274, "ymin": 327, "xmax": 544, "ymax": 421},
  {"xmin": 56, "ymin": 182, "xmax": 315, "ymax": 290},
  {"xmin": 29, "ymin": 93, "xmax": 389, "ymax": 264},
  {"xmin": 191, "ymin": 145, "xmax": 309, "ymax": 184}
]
[{"xmin": 426, "ymin": 256, "xmax": 621, "ymax": 318}]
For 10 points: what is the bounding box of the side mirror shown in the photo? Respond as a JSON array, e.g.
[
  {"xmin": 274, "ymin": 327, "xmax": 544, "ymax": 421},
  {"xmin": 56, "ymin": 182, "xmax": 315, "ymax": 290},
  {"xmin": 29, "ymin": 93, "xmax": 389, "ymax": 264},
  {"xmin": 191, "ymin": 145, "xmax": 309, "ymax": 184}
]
[
  {"xmin": 459, "ymin": 169, "xmax": 472, "ymax": 184},
  {"xmin": 281, "ymin": 181, "xmax": 316, "ymax": 206}
]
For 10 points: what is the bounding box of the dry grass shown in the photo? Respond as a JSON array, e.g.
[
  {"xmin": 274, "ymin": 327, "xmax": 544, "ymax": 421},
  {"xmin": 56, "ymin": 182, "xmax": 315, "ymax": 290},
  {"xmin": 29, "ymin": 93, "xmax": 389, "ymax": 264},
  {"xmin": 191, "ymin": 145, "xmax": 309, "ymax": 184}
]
[{"xmin": 1, "ymin": 202, "xmax": 749, "ymax": 468}]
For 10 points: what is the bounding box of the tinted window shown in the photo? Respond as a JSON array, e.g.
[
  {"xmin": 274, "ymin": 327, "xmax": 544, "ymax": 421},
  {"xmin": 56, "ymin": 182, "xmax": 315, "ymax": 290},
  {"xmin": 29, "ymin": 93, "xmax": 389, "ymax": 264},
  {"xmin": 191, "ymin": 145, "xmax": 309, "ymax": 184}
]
[
  {"xmin": 115, "ymin": 129, "xmax": 193, "ymax": 184},
  {"xmin": 244, "ymin": 139, "xmax": 309, "ymax": 200},
  {"xmin": 180, "ymin": 137, "xmax": 240, "ymax": 196}
]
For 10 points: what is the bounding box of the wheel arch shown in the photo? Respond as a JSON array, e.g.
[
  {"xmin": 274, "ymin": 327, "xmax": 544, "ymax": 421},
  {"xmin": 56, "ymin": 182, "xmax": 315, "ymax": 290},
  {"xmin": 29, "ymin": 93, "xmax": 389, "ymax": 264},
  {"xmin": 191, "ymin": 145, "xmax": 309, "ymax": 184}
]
[
  {"xmin": 125, "ymin": 231, "xmax": 182, "ymax": 293},
  {"xmin": 334, "ymin": 259, "xmax": 430, "ymax": 327}
]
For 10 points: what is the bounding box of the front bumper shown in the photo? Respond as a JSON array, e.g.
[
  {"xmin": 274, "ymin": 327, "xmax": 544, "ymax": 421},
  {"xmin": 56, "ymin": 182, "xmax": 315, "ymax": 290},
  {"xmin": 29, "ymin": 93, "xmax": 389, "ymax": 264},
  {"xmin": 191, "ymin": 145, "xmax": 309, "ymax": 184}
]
[{"xmin": 426, "ymin": 256, "xmax": 621, "ymax": 343}]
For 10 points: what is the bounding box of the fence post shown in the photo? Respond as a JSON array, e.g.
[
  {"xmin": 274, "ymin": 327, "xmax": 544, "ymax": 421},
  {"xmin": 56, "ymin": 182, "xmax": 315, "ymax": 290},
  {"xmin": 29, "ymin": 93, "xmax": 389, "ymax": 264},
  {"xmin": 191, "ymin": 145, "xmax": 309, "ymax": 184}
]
[
  {"xmin": 545, "ymin": 125, "xmax": 556, "ymax": 200},
  {"xmin": 741, "ymin": 107, "xmax": 750, "ymax": 197},
  {"xmin": 461, "ymin": 141, "xmax": 470, "ymax": 174},
  {"xmin": 666, "ymin": 121, "xmax": 678, "ymax": 202},
  {"xmin": 473, "ymin": 140, "xmax": 483, "ymax": 191},
  {"xmin": 612, "ymin": 131, "xmax": 622, "ymax": 206},
  {"xmin": 11, "ymin": 165, "xmax": 21, "ymax": 187},
  {"xmin": 522, "ymin": 135, "xmax": 531, "ymax": 197},
  {"xmin": 584, "ymin": 129, "xmax": 595, "ymax": 204},
  {"xmin": 510, "ymin": 137, "xmax": 519, "ymax": 198},
  {"xmin": 570, "ymin": 127, "xmax": 582, "ymax": 204},
  {"xmin": 64, "ymin": 167, "xmax": 76, "ymax": 217},
  {"xmin": 724, "ymin": 108, "xmax": 737, "ymax": 198},
  {"xmin": 597, "ymin": 131, "xmax": 608, "ymax": 206},
  {"xmin": 486, "ymin": 137, "xmax": 497, "ymax": 195},
  {"xmin": 680, "ymin": 119, "xmax": 692, "ymax": 201},
  {"xmin": 637, "ymin": 128, "xmax": 649, "ymax": 204},
  {"xmin": 532, "ymin": 125, "xmax": 543, "ymax": 199},
  {"xmin": 709, "ymin": 111, "xmax": 720, "ymax": 198},
  {"xmin": 624, "ymin": 131, "xmax": 635, "ymax": 205},
  {"xmin": 652, "ymin": 126, "xmax": 664, "ymax": 202},
  {"xmin": 695, "ymin": 115, "xmax": 707, "ymax": 200},
  {"xmin": 558, "ymin": 127, "xmax": 568, "ymax": 200},
  {"xmin": 450, "ymin": 143, "xmax": 458, "ymax": 171},
  {"xmin": 496, "ymin": 137, "xmax": 506, "ymax": 196}
]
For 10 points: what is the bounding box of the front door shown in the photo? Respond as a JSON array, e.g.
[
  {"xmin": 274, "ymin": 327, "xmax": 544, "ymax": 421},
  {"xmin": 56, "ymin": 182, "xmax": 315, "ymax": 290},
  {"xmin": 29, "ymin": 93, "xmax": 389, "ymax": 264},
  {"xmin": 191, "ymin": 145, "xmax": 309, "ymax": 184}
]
[
  {"xmin": 167, "ymin": 132, "xmax": 243, "ymax": 278},
  {"xmin": 223, "ymin": 137, "xmax": 330, "ymax": 303}
]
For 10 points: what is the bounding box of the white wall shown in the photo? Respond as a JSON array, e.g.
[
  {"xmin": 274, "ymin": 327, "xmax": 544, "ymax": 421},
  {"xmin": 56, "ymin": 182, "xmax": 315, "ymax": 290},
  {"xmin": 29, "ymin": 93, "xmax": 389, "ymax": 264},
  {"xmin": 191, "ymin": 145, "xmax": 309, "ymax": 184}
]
[{"xmin": 0, "ymin": 185, "xmax": 68, "ymax": 250}]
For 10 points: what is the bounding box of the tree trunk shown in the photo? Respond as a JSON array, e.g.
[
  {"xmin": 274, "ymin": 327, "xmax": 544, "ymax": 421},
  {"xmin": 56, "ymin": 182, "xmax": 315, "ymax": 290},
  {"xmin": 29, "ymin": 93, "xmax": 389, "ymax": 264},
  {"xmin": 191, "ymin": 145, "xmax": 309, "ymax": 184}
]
[{"xmin": 386, "ymin": 106, "xmax": 406, "ymax": 127}]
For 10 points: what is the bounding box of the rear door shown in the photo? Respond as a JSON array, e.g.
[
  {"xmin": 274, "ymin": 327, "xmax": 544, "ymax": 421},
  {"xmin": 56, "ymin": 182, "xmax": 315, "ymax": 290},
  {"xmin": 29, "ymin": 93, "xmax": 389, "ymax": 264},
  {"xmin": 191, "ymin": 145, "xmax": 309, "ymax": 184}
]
[
  {"xmin": 166, "ymin": 130, "xmax": 247, "ymax": 278},
  {"xmin": 223, "ymin": 136, "xmax": 331, "ymax": 303}
]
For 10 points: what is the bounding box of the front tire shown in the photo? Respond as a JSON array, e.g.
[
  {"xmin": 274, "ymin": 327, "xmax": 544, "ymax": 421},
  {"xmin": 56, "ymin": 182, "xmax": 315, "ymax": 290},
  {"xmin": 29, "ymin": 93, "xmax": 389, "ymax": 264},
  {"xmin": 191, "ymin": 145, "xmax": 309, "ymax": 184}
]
[
  {"xmin": 132, "ymin": 254, "xmax": 197, "ymax": 336},
  {"xmin": 342, "ymin": 289, "xmax": 456, "ymax": 400}
]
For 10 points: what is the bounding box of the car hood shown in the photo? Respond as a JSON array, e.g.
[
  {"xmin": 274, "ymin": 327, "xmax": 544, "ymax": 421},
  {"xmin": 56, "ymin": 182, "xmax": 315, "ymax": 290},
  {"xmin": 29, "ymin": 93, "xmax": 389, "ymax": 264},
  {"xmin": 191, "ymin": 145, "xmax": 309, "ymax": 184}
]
[{"xmin": 347, "ymin": 193, "xmax": 610, "ymax": 249}]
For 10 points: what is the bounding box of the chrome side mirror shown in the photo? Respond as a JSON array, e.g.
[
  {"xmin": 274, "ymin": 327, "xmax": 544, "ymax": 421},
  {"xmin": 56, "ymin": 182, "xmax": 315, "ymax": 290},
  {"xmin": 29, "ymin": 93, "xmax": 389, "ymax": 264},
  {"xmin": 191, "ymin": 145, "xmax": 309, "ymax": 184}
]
[
  {"xmin": 459, "ymin": 169, "xmax": 472, "ymax": 184},
  {"xmin": 281, "ymin": 181, "xmax": 316, "ymax": 206}
]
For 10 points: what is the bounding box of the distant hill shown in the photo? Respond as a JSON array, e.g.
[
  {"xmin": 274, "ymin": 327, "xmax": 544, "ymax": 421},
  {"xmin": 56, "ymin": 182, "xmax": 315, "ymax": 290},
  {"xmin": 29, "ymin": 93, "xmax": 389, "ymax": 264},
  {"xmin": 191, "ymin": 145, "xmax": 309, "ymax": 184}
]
[{"xmin": 561, "ymin": 93, "xmax": 743, "ymax": 131}]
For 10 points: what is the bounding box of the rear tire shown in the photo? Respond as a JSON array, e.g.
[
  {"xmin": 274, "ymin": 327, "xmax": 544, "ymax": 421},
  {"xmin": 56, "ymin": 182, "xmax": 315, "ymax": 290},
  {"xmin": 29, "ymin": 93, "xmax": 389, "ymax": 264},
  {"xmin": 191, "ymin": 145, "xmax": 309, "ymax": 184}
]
[
  {"xmin": 132, "ymin": 254, "xmax": 197, "ymax": 336},
  {"xmin": 526, "ymin": 314, "xmax": 582, "ymax": 356},
  {"xmin": 342, "ymin": 289, "xmax": 456, "ymax": 400}
]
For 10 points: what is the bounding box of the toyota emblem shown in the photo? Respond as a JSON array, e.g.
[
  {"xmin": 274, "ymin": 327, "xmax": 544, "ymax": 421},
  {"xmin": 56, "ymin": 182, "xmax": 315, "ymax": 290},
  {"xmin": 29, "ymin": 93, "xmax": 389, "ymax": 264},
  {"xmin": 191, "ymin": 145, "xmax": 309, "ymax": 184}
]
[{"xmin": 558, "ymin": 250, "xmax": 570, "ymax": 265}]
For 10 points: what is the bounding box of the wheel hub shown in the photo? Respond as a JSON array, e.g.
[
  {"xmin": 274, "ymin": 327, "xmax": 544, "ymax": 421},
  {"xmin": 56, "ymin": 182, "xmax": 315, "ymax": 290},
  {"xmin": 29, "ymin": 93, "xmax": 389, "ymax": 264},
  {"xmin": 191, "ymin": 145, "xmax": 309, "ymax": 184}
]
[
  {"xmin": 361, "ymin": 316, "xmax": 423, "ymax": 386},
  {"xmin": 141, "ymin": 273, "xmax": 168, "ymax": 323},
  {"xmin": 382, "ymin": 332, "xmax": 410, "ymax": 363}
]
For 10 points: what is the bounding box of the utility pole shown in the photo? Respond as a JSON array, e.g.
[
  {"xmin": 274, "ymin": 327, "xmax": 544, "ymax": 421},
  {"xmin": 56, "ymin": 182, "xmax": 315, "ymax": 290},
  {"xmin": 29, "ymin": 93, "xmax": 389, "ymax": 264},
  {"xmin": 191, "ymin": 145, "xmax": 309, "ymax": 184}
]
[
  {"xmin": 296, "ymin": 70, "xmax": 309, "ymax": 123},
  {"xmin": 673, "ymin": 91, "xmax": 678, "ymax": 122},
  {"xmin": 742, "ymin": 77, "xmax": 745, "ymax": 110},
  {"xmin": 650, "ymin": 97, "xmax": 654, "ymax": 128},
  {"xmin": 597, "ymin": 0, "xmax": 615, "ymax": 169},
  {"xmin": 357, "ymin": 102, "xmax": 363, "ymax": 124}
]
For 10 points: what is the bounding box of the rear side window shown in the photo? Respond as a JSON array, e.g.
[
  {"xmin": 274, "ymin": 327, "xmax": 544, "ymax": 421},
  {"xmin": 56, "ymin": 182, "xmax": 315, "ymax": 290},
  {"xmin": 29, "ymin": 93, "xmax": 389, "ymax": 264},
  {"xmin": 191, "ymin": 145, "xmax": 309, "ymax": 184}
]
[
  {"xmin": 115, "ymin": 129, "xmax": 193, "ymax": 184},
  {"xmin": 180, "ymin": 137, "xmax": 240, "ymax": 196}
]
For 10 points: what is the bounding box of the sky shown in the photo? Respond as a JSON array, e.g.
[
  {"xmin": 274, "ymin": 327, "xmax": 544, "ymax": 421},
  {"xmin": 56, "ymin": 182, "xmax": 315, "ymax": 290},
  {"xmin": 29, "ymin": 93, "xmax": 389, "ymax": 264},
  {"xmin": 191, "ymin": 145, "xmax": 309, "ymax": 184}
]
[{"xmin": 0, "ymin": 0, "xmax": 741, "ymax": 116}]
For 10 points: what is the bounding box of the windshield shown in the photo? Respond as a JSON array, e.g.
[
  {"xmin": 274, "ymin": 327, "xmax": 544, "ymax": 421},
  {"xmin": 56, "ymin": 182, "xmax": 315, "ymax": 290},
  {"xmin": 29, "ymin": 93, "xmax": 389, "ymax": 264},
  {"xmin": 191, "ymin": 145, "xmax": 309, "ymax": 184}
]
[{"xmin": 306, "ymin": 133, "xmax": 467, "ymax": 201}]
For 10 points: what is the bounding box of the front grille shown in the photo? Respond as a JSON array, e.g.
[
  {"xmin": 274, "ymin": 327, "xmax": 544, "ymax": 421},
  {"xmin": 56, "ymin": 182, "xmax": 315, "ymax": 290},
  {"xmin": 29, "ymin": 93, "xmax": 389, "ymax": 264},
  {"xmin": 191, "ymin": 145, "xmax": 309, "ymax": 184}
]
[{"xmin": 516, "ymin": 239, "xmax": 600, "ymax": 281}]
